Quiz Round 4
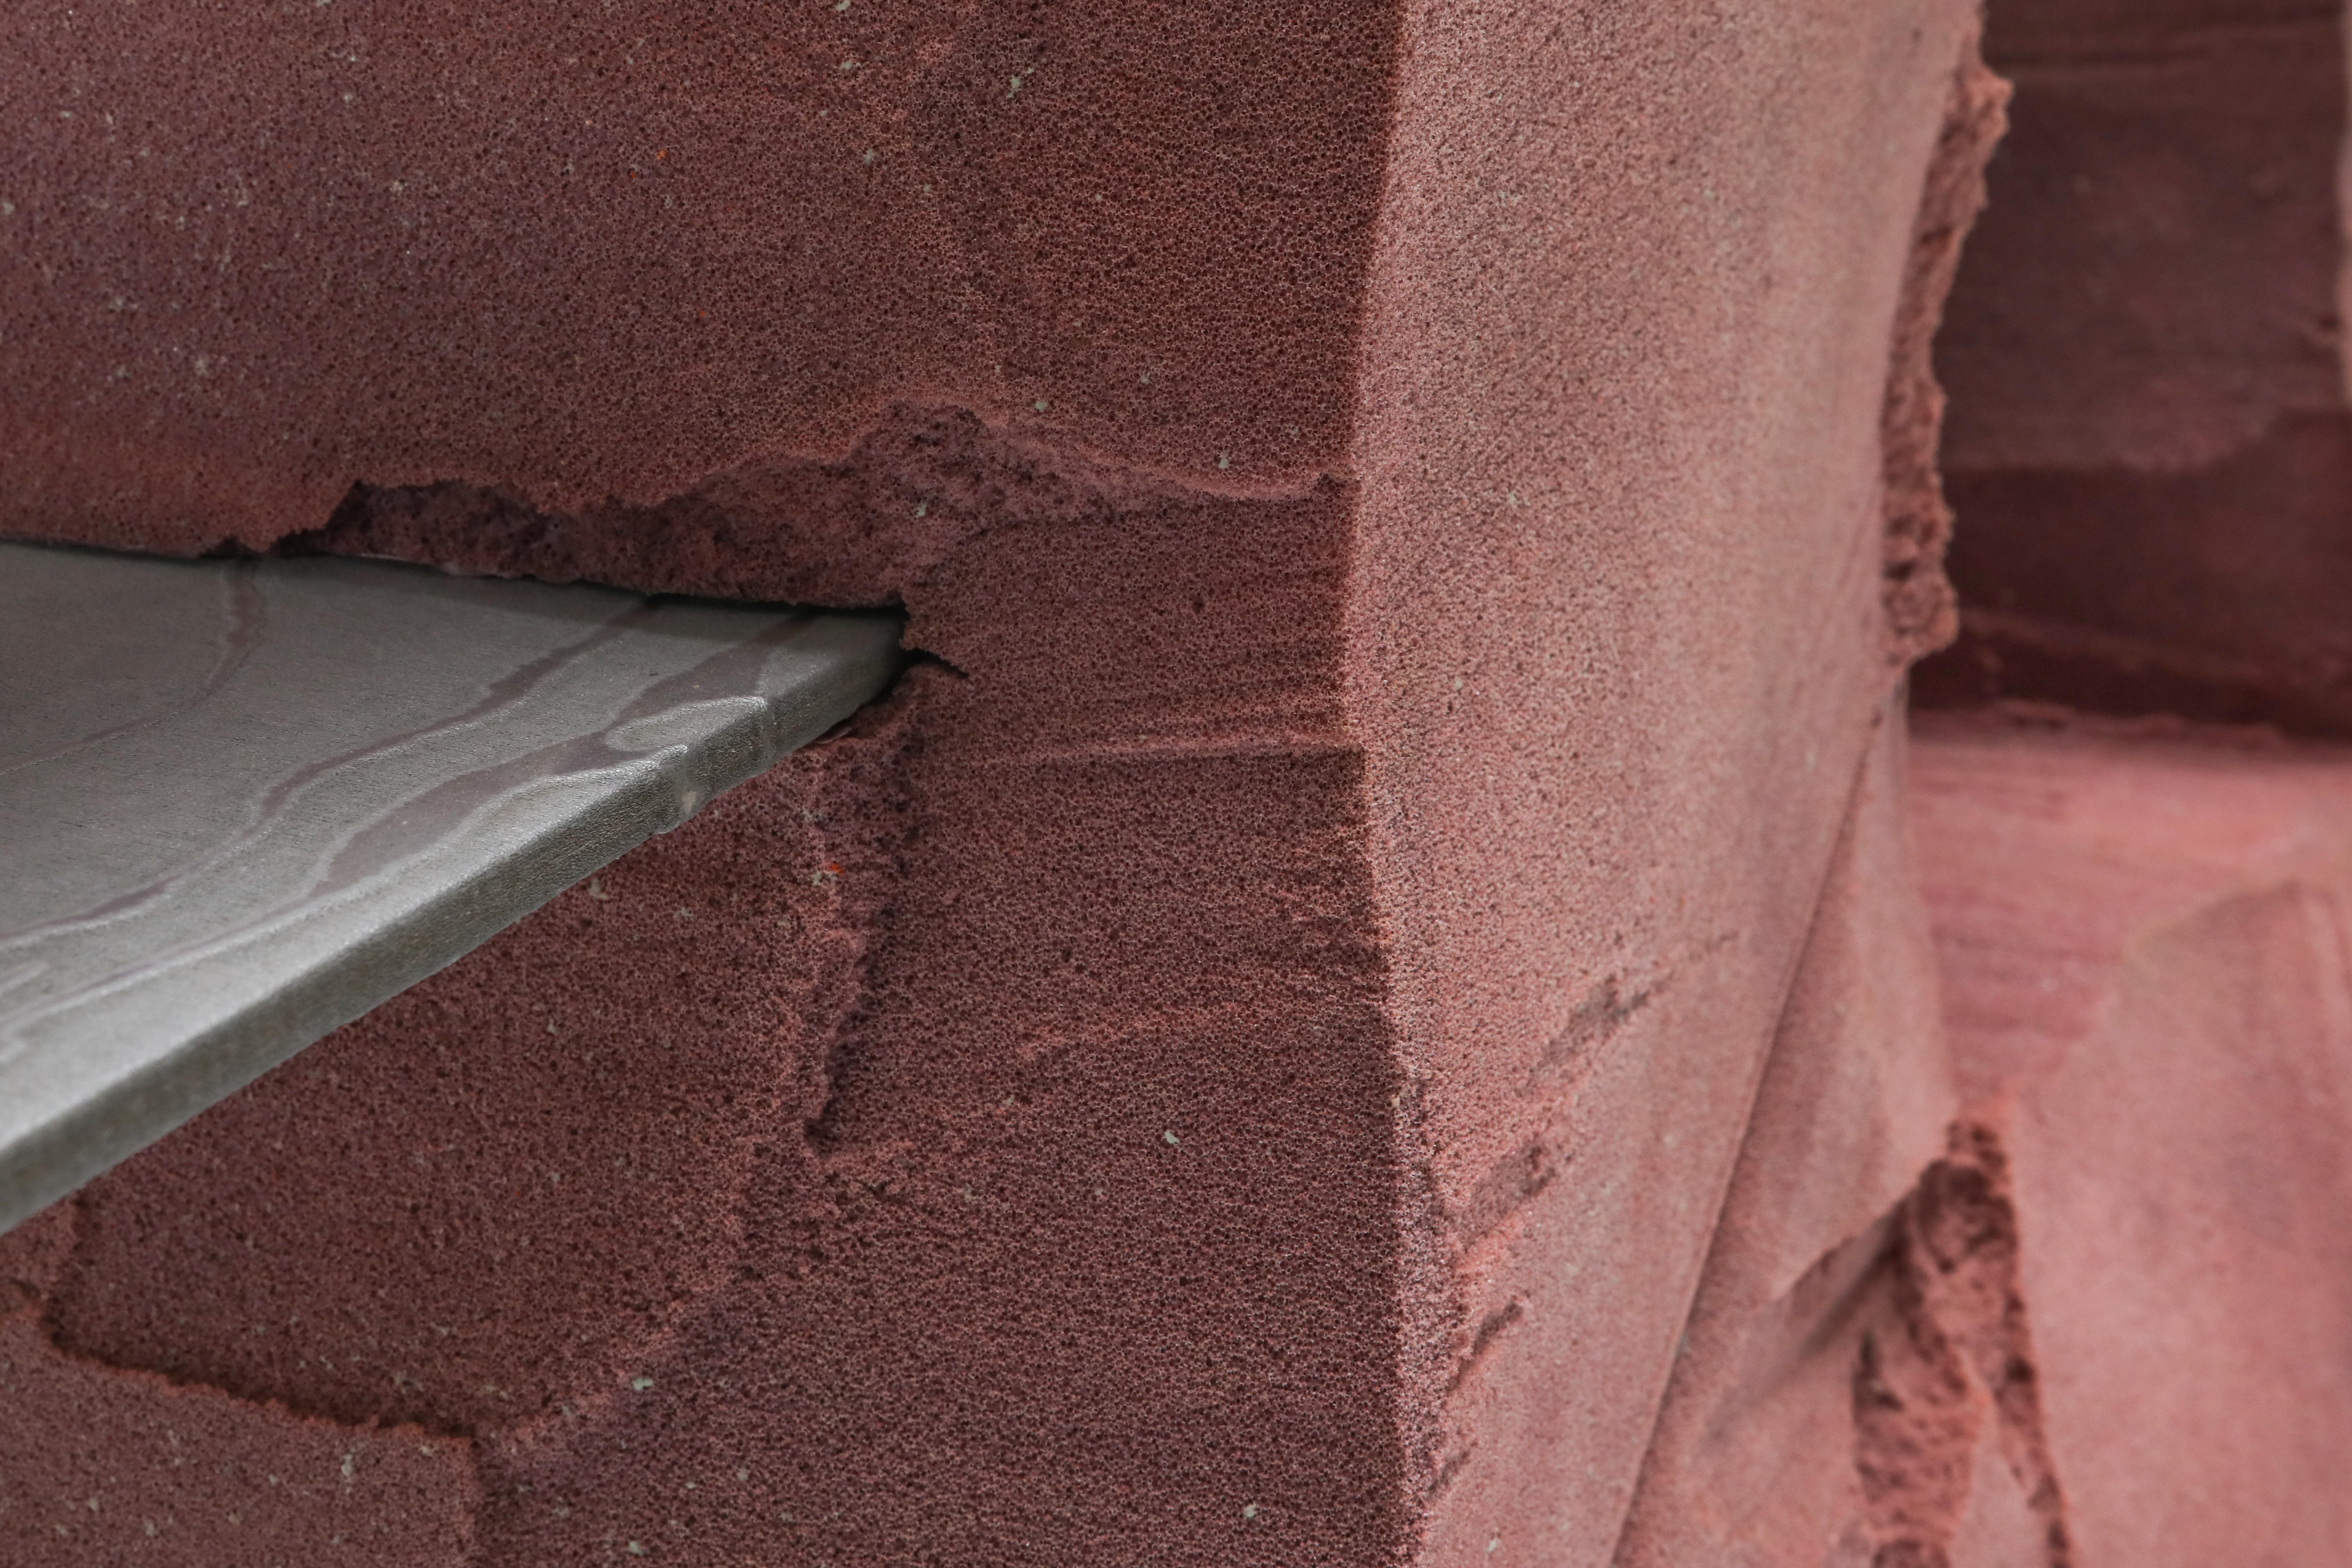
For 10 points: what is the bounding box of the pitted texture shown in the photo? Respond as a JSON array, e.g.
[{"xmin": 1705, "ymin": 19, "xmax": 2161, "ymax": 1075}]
[
  {"xmin": 1878, "ymin": 28, "xmax": 2009, "ymax": 664},
  {"xmin": 0, "ymin": 0, "xmax": 1399, "ymax": 546},
  {"xmin": 49, "ymin": 688, "xmax": 922, "ymax": 1438},
  {"xmin": 1612, "ymin": 713, "xmax": 1970, "ymax": 1567},
  {"xmin": 2, "ymin": 0, "xmax": 1994, "ymax": 1561},
  {"xmin": 3, "ymin": 1226, "xmax": 478, "ymax": 1568},
  {"xmin": 1343, "ymin": 4, "xmax": 1998, "ymax": 1557},
  {"xmin": 37, "ymin": 473, "xmax": 1422, "ymax": 1566}
]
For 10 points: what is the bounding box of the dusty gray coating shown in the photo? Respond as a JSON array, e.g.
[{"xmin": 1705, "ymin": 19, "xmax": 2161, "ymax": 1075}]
[{"xmin": 0, "ymin": 542, "xmax": 903, "ymax": 1232}]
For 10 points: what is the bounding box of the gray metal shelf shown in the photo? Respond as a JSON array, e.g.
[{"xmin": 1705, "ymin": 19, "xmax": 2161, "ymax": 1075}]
[{"xmin": 0, "ymin": 542, "xmax": 903, "ymax": 1233}]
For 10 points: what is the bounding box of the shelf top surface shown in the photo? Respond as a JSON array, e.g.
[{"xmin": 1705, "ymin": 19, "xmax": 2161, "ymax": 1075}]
[{"xmin": 0, "ymin": 542, "xmax": 902, "ymax": 1232}]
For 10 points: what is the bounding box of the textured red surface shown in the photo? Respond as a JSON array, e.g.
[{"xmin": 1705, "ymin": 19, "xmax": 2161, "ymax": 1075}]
[
  {"xmin": 1612, "ymin": 712, "xmax": 2072, "ymax": 1568},
  {"xmin": 1918, "ymin": 0, "xmax": 2352, "ymax": 730},
  {"xmin": 1612, "ymin": 710, "xmax": 1964, "ymax": 1566},
  {"xmin": 0, "ymin": 0, "xmax": 1397, "ymax": 536},
  {"xmin": 1609, "ymin": 710, "xmax": 2352, "ymax": 1566},
  {"xmin": 2, "ymin": 1207, "xmax": 479, "ymax": 1564},
  {"xmin": 1345, "ymin": 9, "xmax": 1992, "ymax": 1556},
  {"xmin": 49, "ymin": 689, "xmax": 922, "ymax": 1438},
  {"xmin": 0, "ymin": 0, "xmax": 1995, "ymax": 1562},
  {"xmin": 1913, "ymin": 714, "xmax": 2352, "ymax": 1565}
]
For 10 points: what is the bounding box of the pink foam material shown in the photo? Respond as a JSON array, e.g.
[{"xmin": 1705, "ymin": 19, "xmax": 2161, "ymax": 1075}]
[
  {"xmin": 1613, "ymin": 707, "xmax": 2069, "ymax": 1568},
  {"xmin": 0, "ymin": 0, "xmax": 1998, "ymax": 1560},
  {"xmin": 1912, "ymin": 712, "xmax": 2352, "ymax": 1564},
  {"xmin": 1916, "ymin": 0, "xmax": 2352, "ymax": 730},
  {"xmin": 1350, "ymin": 11, "xmax": 1998, "ymax": 1556},
  {"xmin": 1612, "ymin": 707, "xmax": 1962, "ymax": 1566}
]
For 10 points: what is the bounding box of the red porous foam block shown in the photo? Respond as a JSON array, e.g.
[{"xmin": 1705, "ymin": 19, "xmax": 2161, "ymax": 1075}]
[
  {"xmin": 1912, "ymin": 712, "xmax": 2352, "ymax": 1565},
  {"xmin": 0, "ymin": 0, "xmax": 1398, "ymax": 534},
  {"xmin": 0, "ymin": 1317, "xmax": 480, "ymax": 1565},
  {"xmin": 47, "ymin": 685, "xmax": 921, "ymax": 1439},
  {"xmin": 1612, "ymin": 705, "xmax": 1966, "ymax": 1566},
  {"xmin": 2, "ymin": 1208, "xmax": 478, "ymax": 1566},
  {"xmin": 1614, "ymin": 706, "xmax": 2067, "ymax": 1568},
  {"xmin": 1917, "ymin": 0, "xmax": 2352, "ymax": 730},
  {"xmin": 1, "ymin": 0, "xmax": 1998, "ymax": 1561}
]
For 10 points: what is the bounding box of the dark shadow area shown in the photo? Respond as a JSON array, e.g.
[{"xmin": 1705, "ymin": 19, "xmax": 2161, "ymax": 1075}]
[{"xmin": 1914, "ymin": 0, "xmax": 2352, "ymax": 735}]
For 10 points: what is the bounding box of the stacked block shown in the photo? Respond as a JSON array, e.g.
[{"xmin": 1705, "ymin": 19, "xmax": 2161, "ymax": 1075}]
[
  {"xmin": 12, "ymin": 0, "xmax": 2348, "ymax": 1563},
  {"xmin": 1, "ymin": 0, "xmax": 1992, "ymax": 1558}
]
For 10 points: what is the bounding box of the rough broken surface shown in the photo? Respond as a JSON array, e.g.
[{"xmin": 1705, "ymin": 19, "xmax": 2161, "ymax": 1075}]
[
  {"xmin": 1347, "ymin": 6, "xmax": 1990, "ymax": 1556},
  {"xmin": 1912, "ymin": 713, "xmax": 2352, "ymax": 1565},
  {"xmin": 0, "ymin": 1318, "xmax": 479, "ymax": 1566},
  {"xmin": 46, "ymin": 687, "xmax": 920, "ymax": 1439},
  {"xmin": 1918, "ymin": 0, "xmax": 2352, "ymax": 730},
  {"xmin": 1896, "ymin": 10, "xmax": 2352, "ymax": 1547},
  {"xmin": 1, "ymin": 0, "xmax": 1996, "ymax": 1562}
]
